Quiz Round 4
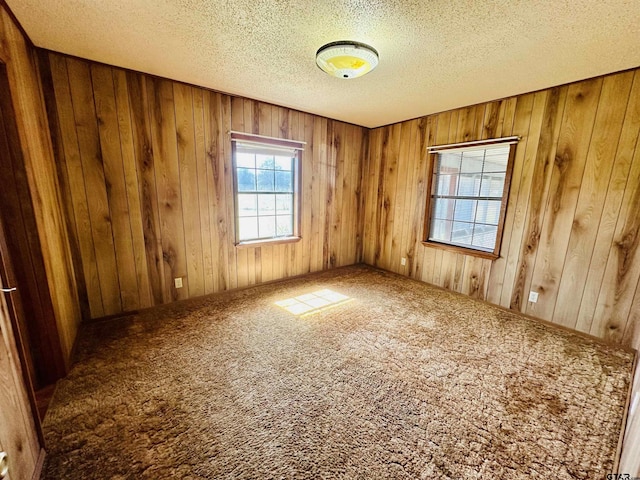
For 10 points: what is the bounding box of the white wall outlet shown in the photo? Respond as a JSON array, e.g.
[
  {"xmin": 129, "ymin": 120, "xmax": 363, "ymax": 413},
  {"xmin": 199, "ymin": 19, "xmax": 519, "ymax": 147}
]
[
  {"xmin": 400, "ymin": 257, "xmax": 407, "ymax": 266},
  {"xmin": 174, "ymin": 277, "xmax": 183, "ymax": 289},
  {"xmin": 528, "ymin": 291, "xmax": 539, "ymax": 303}
]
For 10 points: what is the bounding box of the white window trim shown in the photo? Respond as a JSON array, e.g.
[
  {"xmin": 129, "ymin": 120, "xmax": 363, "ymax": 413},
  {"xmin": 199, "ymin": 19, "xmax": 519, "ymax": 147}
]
[{"xmin": 231, "ymin": 133, "xmax": 303, "ymax": 246}]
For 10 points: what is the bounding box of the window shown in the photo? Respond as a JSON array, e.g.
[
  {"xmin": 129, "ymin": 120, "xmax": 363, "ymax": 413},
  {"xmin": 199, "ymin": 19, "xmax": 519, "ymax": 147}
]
[
  {"xmin": 424, "ymin": 138, "xmax": 518, "ymax": 258},
  {"xmin": 232, "ymin": 133, "xmax": 302, "ymax": 245}
]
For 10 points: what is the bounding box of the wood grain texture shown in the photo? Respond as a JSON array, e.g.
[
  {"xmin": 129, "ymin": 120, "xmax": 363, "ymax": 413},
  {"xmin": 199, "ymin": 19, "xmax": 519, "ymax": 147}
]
[
  {"xmin": 0, "ymin": 66, "xmax": 66, "ymax": 386},
  {"xmin": 0, "ymin": 5, "xmax": 80, "ymax": 373},
  {"xmin": 34, "ymin": 48, "xmax": 640, "ymax": 477},
  {"xmin": 364, "ymin": 68, "xmax": 640, "ymax": 349},
  {"xmin": 526, "ymin": 78, "xmax": 602, "ymax": 321},
  {"xmin": 46, "ymin": 52, "xmax": 367, "ymax": 317},
  {"xmin": 0, "ymin": 271, "xmax": 40, "ymax": 480},
  {"xmin": 364, "ymin": 69, "xmax": 640, "ymax": 475}
]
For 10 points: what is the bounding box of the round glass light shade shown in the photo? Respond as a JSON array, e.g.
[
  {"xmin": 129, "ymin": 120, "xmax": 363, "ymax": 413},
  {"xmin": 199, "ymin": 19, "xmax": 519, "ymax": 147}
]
[{"xmin": 316, "ymin": 41, "xmax": 379, "ymax": 79}]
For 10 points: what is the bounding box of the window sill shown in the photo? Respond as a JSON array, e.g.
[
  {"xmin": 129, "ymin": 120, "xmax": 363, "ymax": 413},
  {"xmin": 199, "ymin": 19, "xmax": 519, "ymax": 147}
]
[
  {"xmin": 421, "ymin": 241, "xmax": 499, "ymax": 260},
  {"xmin": 235, "ymin": 236, "xmax": 301, "ymax": 249}
]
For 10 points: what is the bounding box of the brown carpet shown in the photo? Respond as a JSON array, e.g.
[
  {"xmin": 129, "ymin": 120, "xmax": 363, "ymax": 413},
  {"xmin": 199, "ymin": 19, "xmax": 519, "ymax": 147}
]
[{"xmin": 42, "ymin": 265, "xmax": 635, "ymax": 479}]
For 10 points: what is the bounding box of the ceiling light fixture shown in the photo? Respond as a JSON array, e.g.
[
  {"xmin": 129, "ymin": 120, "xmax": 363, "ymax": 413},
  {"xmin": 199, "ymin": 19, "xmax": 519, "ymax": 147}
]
[{"xmin": 315, "ymin": 41, "xmax": 379, "ymax": 79}]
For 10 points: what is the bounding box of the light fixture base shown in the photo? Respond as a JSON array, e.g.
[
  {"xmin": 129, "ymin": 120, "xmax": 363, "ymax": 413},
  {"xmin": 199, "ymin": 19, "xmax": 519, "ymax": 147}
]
[{"xmin": 316, "ymin": 41, "xmax": 379, "ymax": 79}]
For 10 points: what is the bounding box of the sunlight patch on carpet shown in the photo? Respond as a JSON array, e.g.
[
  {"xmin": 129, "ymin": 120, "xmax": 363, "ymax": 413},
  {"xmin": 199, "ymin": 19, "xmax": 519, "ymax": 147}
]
[{"xmin": 275, "ymin": 288, "xmax": 352, "ymax": 317}]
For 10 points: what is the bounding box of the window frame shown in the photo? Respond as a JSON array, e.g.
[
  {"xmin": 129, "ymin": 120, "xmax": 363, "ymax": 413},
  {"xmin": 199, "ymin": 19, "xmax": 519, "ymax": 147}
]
[
  {"xmin": 422, "ymin": 138, "xmax": 518, "ymax": 259},
  {"xmin": 231, "ymin": 132, "xmax": 303, "ymax": 247}
]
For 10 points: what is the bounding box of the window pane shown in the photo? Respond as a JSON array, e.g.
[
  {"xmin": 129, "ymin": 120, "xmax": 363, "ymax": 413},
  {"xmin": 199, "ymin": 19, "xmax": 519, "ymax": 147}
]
[
  {"xmin": 236, "ymin": 152, "xmax": 255, "ymax": 169},
  {"xmin": 451, "ymin": 221, "xmax": 474, "ymax": 245},
  {"xmin": 429, "ymin": 219, "xmax": 452, "ymax": 242},
  {"xmin": 433, "ymin": 198, "xmax": 455, "ymax": 220},
  {"xmin": 258, "ymin": 216, "xmax": 276, "ymax": 238},
  {"xmin": 483, "ymin": 147, "xmax": 510, "ymax": 172},
  {"xmin": 275, "ymin": 170, "xmax": 293, "ymax": 192},
  {"xmin": 257, "ymin": 169, "xmax": 275, "ymax": 191},
  {"xmin": 258, "ymin": 194, "xmax": 275, "ymax": 215},
  {"xmin": 233, "ymin": 135, "xmax": 301, "ymax": 243},
  {"xmin": 479, "ymin": 173, "xmax": 505, "ymax": 197},
  {"xmin": 276, "ymin": 194, "xmax": 293, "ymax": 214},
  {"xmin": 275, "ymin": 156, "xmax": 293, "ymax": 171},
  {"xmin": 460, "ymin": 150, "xmax": 485, "ymax": 173},
  {"xmin": 435, "ymin": 174, "xmax": 458, "ymax": 196},
  {"xmin": 476, "ymin": 200, "xmax": 501, "ymax": 225},
  {"xmin": 277, "ymin": 215, "xmax": 293, "ymax": 236},
  {"xmin": 472, "ymin": 224, "xmax": 498, "ymax": 250},
  {"xmin": 428, "ymin": 145, "xmax": 512, "ymax": 253},
  {"xmin": 454, "ymin": 199, "xmax": 477, "ymax": 222},
  {"xmin": 438, "ymin": 153, "xmax": 461, "ymax": 173},
  {"xmin": 238, "ymin": 217, "xmax": 258, "ymax": 241},
  {"xmin": 257, "ymin": 155, "xmax": 275, "ymax": 169},
  {"xmin": 237, "ymin": 194, "xmax": 257, "ymax": 217},
  {"xmin": 457, "ymin": 175, "xmax": 480, "ymax": 196},
  {"xmin": 237, "ymin": 168, "xmax": 256, "ymax": 191}
]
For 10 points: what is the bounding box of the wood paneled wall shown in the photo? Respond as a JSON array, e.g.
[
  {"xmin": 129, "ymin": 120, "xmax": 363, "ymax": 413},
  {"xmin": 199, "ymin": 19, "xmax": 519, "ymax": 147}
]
[
  {"xmin": 42, "ymin": 52, "xmax": 367, "ymax": 318},
  {"xmin": 0, "ymin": 3, "xmax": 80, "ymax": 367},
  {"xmin": 363, "ymin": 73, "xmax": 640, "ymax": 475},
  {"xmin": 364, "ymin": 68, "xmax": 640, "ymax": 348},
  {"xmin": 37, "ymin": 48, "xmax": 640, "ymax": 476}
]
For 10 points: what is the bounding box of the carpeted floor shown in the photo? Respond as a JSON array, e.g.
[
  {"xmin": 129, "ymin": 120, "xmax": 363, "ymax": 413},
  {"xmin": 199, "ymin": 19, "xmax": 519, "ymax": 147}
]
[{"xmin": 42, "ymin": 265, "xmax": 635, "ymax": 479}]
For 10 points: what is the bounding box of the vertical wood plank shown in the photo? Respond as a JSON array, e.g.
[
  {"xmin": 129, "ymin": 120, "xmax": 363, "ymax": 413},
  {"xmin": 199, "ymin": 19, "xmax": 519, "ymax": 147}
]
[
  {"xmin": 212, "ymin": 92, "xmax": 230, "ymax": 290},
  {"xmin": 379, "ymin": 123, "xmax": 402, "ymax": 270},
  {"xmin": 411, "ymin": 117, "xmax": 432, "ymax": 281},
  {"xmin": 355, "ymin": 128, "xmax": 368, "ymax": 263},
  {"xmin": 590, "ymin": 126, "xmax": 640, "ymax": 342},
  {"xmin": 391, "ymin": 120, "xmax": 413, "ymax": 274},
  {"xmin": 231, "ymin": 97, "xmax": 249, "ymax": 288},
  {"xmin": 331, "ymin": 121, "xmax": 345, "ymax": 267},
  {"xmin": 66, "ymin": 58, "xmax": 122, "ymax": 314},
  {"xmin": 147, "ymin": 76, "xmax": 188, "ymax": 302},
  {"xmin": 506, "ymin": 89, "xmax": 567, "ymax": 312},
  {"xmin": 126, "ymin": 71, "xmax": 165, "ymax": 306},
  {"xmin": 301, "ymin": 113, "xmax": 315, "ymax": 272},
  {"xmin": 112, "ymin": 70, "xmax": 152, "ymax": 308},
  {"xmin": 526, "ymin": 78, "xmax": 603, "ymax": 320},
  {"xmin": 363, "ymin": 128, "xmax": 382, "ymax": 265},
  {"xmin": 1, "ymin": 10, "xmax": 81, "ymax": 367},
  {"xmin": 497, "ymin": 91, "xmax": 551, "ymax": 310},
  {"xmin": 221, "ymin": 95, "xmax": 237, "ymax": 289},
  {"xmin": 91, "ymin": 64, "xmax": 140, "ymax": 311},
  {"xmin": 553, "ymin": 72, "xmax": 633, "ymax": 328},
  {"xmin": 311, "ymin": 116, "xmax": 327, "ymax": 272},
  {"xmin": 38, "ymin": 51, "xmax": 91, "ymax": 321},
  {"xmin": 577, "ymin": 72, "xmax": 640, "ymax": 334},
  {"xmin": 193, "ymin": 88, "xmax": 214, "ymax": 295},
  {"xmin": 174, "ymin": 83, "xmax": 204, "ymax": 297},
  {"xmin": 203, "ymin": 91, "xmax": 225, "ymax": 291},
  {"xmin": 48, "ymin": 54, "xmax": 104, "ymax": 317}
]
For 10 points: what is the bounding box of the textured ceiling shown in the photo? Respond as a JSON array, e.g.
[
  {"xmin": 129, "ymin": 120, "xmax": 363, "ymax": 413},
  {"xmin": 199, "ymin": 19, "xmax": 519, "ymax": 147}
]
[{"xmin": 7, "ymin": 0, "xmax": 640, "ymax": 128}]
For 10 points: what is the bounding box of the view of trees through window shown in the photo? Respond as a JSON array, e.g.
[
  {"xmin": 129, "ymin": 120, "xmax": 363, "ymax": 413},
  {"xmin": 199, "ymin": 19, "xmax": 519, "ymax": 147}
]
[
  {"xmin": 428, "ymin": 144, "xmax": 511, "ymax": 253},
  {"xmin": 235, "ymin": 149, "xmax": 296, "ymax": 242}
]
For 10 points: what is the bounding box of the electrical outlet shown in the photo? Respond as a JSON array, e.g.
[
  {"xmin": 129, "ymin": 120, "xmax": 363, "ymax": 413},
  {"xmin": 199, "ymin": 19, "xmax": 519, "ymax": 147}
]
[
  {"xmin": 528, "ymin": 291, "xmax": 539, "ymax": 303},
  {"xmin": 174, "ymin": 277, "xmax": 183, "ymax": 289},
  {"xmin": 400, "ymin": 257, "xmax": 407, "ymax": 266}
]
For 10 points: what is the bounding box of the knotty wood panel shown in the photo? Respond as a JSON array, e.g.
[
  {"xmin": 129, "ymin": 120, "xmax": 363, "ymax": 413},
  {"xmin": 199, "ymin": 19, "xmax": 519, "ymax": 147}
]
[
  {"xmin": 364, "ymin": 68, "xmax": 640, "ymax": 349},
  {"xmin": 363, "ymin": 72, "xmax": 640, "ymax": 475},
  {"xmin": 0, "ymin": 65, "xmax": 66, "ymax": 385},
  {"xmin": 44, "ymin": 52, "xmax": 367, "ymax": 318},
  {"xmin": 0, "ymin": 4, "xmax": 80, "ymax": 371}
]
